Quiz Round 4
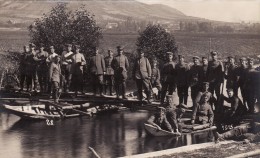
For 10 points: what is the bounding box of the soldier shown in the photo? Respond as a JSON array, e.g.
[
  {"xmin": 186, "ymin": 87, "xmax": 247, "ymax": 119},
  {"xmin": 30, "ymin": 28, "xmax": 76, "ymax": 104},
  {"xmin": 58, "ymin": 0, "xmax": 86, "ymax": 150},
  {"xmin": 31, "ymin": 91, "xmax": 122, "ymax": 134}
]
[
  {"xmin": 160, "ymin": 52, "xmax": 177, "ymax": 103},
  {"xmin": 36, "ymin": 44, "xmax": 49, "ymax": 93},
  {"xmin": 189, "ymin": 56, "xmax": 201, "ymax": 108},
  {"xmin": 254, "ymin": 55, "xmax": 260, "ymax": 104},
  {"xmin": 224, "ymin": 56, "xmax": 238, "ymax": 95},
  {"xmin": 207, "ymin": 51, "xmax": 224, "ymax": 101},
  {"xmin": 132, "ymin": 49, "xmax": 152, "ymax": 103},
  {"xmin": 104, "ymin": 50, "xmax": 114, "ymax": 96},
  {"xmin": 19, "ymin": 45, "xmax": 30, "ymax": 91},
  {"xmin": 195, "ymin": 82, "xmax": 216, "ymax": 111},
  {"xmin": 150, "ymin": 58, "xmax": 162, "ymax": 100},
  {"xmin": 191, "ymin": 94, "xmax": 214, "ymax": 126},
  {"xmin": 175, "ymin": 55, "xmax": 190, "ymax": 105},
  {"xmin": 46, "ymin": 46, "xmax": 58, "ymax": 94},
  {"xmin": 26, "ymin": 43, "xmax": 38, "ymax": 92},
  {"xmin": 89, "ymin": 47, "xmax": 106, "ymax": 96},
  {"xmin": 70, "ymin": 45, "xmax": 86, "ymax": 96},
  {"xmin": 198, "ymin": 56, "xmax": 209, "ymax": 85},
  {"xmin": 219, "ymin": 88, "xmax": 247, "ymax": 125},
  {"xmin": 111, "ymin": 46, "xmax": 129, "ymax": 99},
  {"xmin": 236, "ymin": 57, "xmax": 248, "ymax": 106},
  {"xmin": 147, "ymin": 107, "xmax": 174, "ymax": 133},
  {"xmin": 61, "ymin": 44, "xmax": 73, "ymax": 92},
  {"xmin": 244, "ymin": 58, "xmax": 257, "ymax": 113},
  {"xmin": 49, "ymin": 55, "xmax": 61, "ymax": 103}
]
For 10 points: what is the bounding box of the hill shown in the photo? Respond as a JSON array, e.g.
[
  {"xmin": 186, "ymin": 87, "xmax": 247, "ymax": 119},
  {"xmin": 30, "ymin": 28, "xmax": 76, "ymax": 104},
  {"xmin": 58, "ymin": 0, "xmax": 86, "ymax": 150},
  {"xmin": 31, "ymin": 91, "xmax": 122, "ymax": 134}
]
[{"xmin": 0, "ymin": 0, "xmax": 200, "ymax": 25}]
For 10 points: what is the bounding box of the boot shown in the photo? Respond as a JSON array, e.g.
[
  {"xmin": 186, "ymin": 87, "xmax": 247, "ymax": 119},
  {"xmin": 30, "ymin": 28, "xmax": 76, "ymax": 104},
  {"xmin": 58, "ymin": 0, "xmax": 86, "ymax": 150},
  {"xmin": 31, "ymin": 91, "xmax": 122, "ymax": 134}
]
[
  {"xmin": 184, "ymin": 96, "xmax": 188, "ymax": 105},
  {"xmin": 104, "ymin": 85, "xmax": 107, "ymax": 95},
  {"xmin": 109, "ymin": 85, "xmax": 113, "ymax": 96},
  {"xmin": 122, "ymin": 82, "xmax": 127, "ymax": 99},
  {"xmin": 160, "ymin": 91, "xmax": 166, "ymax": 104},
  {"xmin": 179, "ymin": 95, "xmax": 183, "ymax": 105},
  {"xmin": 100, "ymin": 85, "xmax": 104, "ymax": 97}
]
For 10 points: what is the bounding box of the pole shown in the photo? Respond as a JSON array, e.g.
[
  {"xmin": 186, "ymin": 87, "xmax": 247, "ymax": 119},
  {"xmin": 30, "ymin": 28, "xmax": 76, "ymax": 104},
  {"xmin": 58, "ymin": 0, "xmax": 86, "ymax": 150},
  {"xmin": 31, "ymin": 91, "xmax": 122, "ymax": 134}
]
[{"xmin": 89, "ymin": 147, "xmax": 101, "ymax": 158}]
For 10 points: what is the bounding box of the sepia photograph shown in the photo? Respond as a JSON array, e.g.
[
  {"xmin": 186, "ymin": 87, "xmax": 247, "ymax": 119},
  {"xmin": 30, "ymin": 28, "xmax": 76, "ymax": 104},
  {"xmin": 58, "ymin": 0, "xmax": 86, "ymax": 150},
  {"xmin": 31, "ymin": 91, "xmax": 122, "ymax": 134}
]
[{"xmin": 0, "ymin": 0, "xmax": 259, "ymax": 157}]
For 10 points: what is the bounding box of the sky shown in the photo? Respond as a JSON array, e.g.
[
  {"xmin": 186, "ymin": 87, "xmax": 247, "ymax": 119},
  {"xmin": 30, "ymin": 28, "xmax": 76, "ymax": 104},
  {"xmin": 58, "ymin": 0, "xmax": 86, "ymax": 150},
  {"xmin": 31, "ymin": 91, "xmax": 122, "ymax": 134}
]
[{"xmin": 137, "ymin": 0, "xmax": 260, "ymax": 23}]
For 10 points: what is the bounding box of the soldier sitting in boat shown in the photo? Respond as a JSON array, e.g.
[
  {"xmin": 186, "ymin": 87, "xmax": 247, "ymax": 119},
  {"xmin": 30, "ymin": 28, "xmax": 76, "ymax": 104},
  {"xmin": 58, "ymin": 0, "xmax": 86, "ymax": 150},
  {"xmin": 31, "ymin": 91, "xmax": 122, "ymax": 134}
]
[
  {"xmin": 147, "ymin": 107, "xmax": 174, "ymax": 133},
  {"xmin": 191, "ymin": 94, "xmax": 214, "ymax": 126},
  {"xmin": 218, "ymin": 88, "xmax": 248, "ymax": 126},
  {"xmin": 163, "ymin": 95, "xmax": 188, "ymax": 136},
  {"xmin": 195, "ymin": 82, "xmax": 216, "ymax": 111}
]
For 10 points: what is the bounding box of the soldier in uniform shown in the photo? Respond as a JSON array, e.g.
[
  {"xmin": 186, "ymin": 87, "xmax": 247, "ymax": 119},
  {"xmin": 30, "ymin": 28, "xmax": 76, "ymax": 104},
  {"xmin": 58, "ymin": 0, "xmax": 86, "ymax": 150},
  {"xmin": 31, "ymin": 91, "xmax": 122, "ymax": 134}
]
[
  {"xmin": 104, "ymin": 50, "xmax": 114, "ymax": 96},
  {"xmin": 61, "ymin": 44, "xmax": 73, "ymax": 92},
  {"xmin": 244, "ymin": 58, "xmax": 257, "ymax": 113},
  {"xmin": 175, "ymin": 55, "xmax": 190, "ymax": 105},
  {"xmin": 89, "ymin": 47, "xmax": 106, "ymax": 96},
  {"xmin": 70, "ymin": 45, "xmax": 86, "ymax": 96},
  {"xmin": 150, "ymin": 58, "xmax": 162, "ymax": 100},
  {"xmin": 195, "ymin": 82, "xmax": 216, "ymax": 111},
  {"xmin": 19, "ymin": 45, "xmax": 30, "ymax": 91},
  {"xmin": 236, "ymin": 57, "xmax": 248, "ymax": 106},
  {"xmin": 26, "ymin": 43, "xmax": 38, "ymax": 92},
  {"xmin": 198, "ymin": 56, "xmax": 209, "ymax": 85},
  {"xmin": 189, "ymin": 56, "xmax": 201, "ymax": 108},
  {"xmin": 160, "ymin": 52, "xmax": 177, "ymax": 103},
  {"xmin": 224, "ymin": 56, "xmax": 238, "ymax": 95},
  {"xmin": 49, "ymin": 55, "xmax": 61, "ymax": 103},
  {"xmin": 36, "ymin": 44, "xmax": 49, "ymax": 93},
  {"xmin": 191, "ymin": 94, "xmax": 214, "ymax": 126},
  {"xmin": 132, "ymin": 49, "xmax": 152, "ymax": 103},
  {"xmin": 207, "ymin": 51, "xmax": 224, "ymax": 101},
  {"xmin": 254, "ymin": 55, "xmax": 260, "ymax": 104},
  {"xmin": 111, "ymin": 46, "xmax": 129, "ymax": 99},
  {"xmin": 46, "ymin": 46, "xmax": 58, "ymax": 94}
]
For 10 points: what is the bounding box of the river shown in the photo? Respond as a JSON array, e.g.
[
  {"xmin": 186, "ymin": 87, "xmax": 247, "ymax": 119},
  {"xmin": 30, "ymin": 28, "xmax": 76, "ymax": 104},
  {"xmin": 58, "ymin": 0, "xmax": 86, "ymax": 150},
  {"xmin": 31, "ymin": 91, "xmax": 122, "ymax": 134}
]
[{"xmin": 0, "ymin": 110, "xmax": 215, "ymax": 158}]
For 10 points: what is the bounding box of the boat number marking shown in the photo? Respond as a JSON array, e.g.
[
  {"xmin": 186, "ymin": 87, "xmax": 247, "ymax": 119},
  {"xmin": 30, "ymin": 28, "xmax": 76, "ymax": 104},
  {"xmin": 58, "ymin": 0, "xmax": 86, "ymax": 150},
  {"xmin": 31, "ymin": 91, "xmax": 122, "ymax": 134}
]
[{"xmin": 46, "ymin": 119, "xmax": 54, "ymax": 126}]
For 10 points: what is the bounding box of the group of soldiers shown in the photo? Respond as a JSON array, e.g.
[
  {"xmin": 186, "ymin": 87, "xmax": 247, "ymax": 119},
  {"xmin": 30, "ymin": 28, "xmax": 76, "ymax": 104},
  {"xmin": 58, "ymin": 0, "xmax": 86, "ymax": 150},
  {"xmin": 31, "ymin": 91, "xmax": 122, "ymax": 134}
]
[{"xmin": 19, "ymin": 43, "xmax": 260, "ymax": 114}]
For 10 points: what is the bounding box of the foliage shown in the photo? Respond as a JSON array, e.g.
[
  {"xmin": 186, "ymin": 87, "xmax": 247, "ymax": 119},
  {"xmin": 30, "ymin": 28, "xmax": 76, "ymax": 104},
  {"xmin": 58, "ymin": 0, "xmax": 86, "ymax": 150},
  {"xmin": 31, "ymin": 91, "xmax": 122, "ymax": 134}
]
[
  {"xmin": 28, "ymin": 3, "xmax": 102, "ymax": 56},
  {"xmin": 136, "ymin": 24, "xmax": 178, "ymax": 62}
]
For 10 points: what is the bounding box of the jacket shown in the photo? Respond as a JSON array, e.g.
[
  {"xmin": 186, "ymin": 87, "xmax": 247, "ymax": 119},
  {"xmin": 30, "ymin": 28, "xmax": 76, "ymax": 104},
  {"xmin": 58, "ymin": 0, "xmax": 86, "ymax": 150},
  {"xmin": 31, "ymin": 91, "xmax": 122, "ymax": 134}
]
[
  {"xmin": 89, "ymin": 54, "xmax": 106, "ymax": 75},
  {"xmin": 49, "ymin": 62, "xmax": 61, "ymax": 82},
  {"xmin": 132, "ymin": 57, "xmax": 151, "ymax": 80}
]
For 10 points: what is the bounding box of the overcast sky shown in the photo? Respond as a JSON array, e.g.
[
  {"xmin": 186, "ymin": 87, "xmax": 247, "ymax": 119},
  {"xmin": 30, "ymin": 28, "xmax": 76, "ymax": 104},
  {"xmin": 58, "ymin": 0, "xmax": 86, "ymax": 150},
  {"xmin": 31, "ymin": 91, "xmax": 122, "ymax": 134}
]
[{"xmin": 137, "ymin": 0, "xmax": 260, "ymax": 23}]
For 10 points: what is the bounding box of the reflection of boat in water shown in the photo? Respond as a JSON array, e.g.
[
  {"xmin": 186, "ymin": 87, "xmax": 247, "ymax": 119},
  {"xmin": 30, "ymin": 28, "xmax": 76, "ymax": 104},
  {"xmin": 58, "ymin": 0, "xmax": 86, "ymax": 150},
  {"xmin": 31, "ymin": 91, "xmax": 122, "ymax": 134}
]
[
  {"xmin": 2, "ymin": 101, "xmax": 120, "ymax": 120},
  {"xmin": 144, "ymin": 123, "xmax": 217, "ymax": 137}
]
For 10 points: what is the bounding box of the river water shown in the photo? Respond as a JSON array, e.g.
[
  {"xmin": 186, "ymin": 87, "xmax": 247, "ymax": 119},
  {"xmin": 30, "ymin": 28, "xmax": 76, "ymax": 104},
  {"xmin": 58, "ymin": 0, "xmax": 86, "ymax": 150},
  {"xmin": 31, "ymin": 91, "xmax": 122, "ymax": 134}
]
[{"xmin": 0, "ymin": 110, "xmax": 215, "ymax": 158}]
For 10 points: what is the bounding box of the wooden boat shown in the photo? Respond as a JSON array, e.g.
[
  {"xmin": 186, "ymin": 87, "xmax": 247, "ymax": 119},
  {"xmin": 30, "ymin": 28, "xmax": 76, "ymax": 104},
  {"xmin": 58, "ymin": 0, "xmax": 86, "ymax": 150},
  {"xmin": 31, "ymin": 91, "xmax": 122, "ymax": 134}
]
[
  {"xmin": 144, "ymin": 123, "xmax": 217, "ymax": 136},
  {"xmin": 2, "ymin": 101, "xmax": 120, "ymax": 120}
]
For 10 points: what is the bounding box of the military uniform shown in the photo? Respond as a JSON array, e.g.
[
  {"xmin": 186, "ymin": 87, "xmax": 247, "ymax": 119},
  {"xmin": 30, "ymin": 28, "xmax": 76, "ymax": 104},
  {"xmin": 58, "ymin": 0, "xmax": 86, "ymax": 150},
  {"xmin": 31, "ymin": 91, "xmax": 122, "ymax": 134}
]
[
  {"xmin": 236, "ymin": 58, "xmax": 248, "ymax": 105},
  {"xmin": 176, "ymin": 62, "xmax": 190, "ymax": 105},
  {"xmin": 104, "ymin": 56, "xmax": 114, "ymax": 95},
  {"xmin": 89, "ymin": 53, "xmax": 106, "ymax": 95},
  {"xmin": 111, "ymin": 54, "xmax": 129, "ymax": 98},
  {"xmin": 244, "ymin": 61, "xmax": 257, "ymax": 113},
  {"xmin": 49, "ymin": 60, "xmax": 61, "ymax": 102},
  {"xmin": 161, "ymin": 61, "xmax": 176, "ymax": 103},
  {"xmin": 225, "ymin": 62, "xmax": 239, "ymax": 95},
  {"xmin": 36, "ymin": 50, "xmax": 49, "ymax": 92},
  {"xmin": 207, "ymin": 59, "xmax": 224, "ymax": 100},
  {"xmin": 191, "ymin": 101, "xmax": 214, "ymax": 125},
  {"xmin": 19, "ymin": 49, "xmax": 29, "ymax": 91},
  {"xmin": 70, "ymin": 52, "xmax": 86, "ymax": 95},
  {"xmin": 132, "ymin": 56, "xmax": 151, "ymax": 101},
  {"xmin": 147, "ymin": 110, "xmax": 173, "ymax": 132},
  {"xmin": 189, "ymin": 63, "xmax": 201, "ymax": 107},
  {"xmin": 61, "ymin": 49, "xmax": 73, "ymax": 92},
  {"xmin": 25, "ymin": 50, "xmax": 38, "ymax": 91}
]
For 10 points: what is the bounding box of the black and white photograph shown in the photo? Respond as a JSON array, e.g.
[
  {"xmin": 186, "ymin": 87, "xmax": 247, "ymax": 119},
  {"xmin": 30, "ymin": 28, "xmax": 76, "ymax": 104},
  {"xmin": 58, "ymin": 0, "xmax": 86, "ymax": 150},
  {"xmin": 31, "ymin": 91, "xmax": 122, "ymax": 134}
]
[{"xmin": 0, "ymin": 0, "xmax": 260, "ymax": 157}]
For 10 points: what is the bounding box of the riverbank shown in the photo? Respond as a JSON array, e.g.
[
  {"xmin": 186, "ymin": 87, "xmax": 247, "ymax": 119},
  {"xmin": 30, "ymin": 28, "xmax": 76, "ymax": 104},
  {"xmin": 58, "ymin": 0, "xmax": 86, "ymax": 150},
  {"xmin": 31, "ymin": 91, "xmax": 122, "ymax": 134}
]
[{"xmin": 122, "ymin": 139, "xmax": 260, "ymax": 158}]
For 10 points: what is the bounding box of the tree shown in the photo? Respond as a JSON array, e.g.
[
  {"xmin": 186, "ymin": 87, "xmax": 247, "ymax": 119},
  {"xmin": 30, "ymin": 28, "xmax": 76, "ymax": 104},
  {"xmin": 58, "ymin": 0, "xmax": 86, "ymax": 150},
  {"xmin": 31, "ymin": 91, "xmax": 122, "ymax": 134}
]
[
  {"xmin": 28, "ymin": 3, "xmax": 102, "ymax": 56},
  {"xmin": 136, "ymin": 24, "xmax": 178, "ymax": 62}
]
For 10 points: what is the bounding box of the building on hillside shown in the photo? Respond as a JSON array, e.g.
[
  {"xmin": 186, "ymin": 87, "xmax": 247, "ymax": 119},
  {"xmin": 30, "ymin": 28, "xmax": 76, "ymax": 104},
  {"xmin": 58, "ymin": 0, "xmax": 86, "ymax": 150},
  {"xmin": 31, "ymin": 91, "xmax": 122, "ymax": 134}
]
[{"xmin": 105, "ymin": 22, "xmax": 119, "ymax": 29}]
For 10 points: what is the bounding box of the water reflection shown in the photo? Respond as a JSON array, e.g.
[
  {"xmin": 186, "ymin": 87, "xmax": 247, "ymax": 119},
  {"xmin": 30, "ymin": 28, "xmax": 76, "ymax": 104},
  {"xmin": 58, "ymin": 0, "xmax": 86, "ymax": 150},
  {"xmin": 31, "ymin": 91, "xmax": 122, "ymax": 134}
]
[{"xmin": 0, "ymin": 111, "xmax": 215, "ymax": 158}]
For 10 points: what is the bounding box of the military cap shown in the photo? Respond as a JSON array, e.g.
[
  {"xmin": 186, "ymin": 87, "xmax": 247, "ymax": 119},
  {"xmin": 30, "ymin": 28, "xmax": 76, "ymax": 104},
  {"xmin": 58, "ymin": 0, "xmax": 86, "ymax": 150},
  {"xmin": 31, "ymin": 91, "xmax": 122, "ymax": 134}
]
[
  {"xmin": 108, "ymin": 49, "xmax": 112, "ymax": 52},
  {"xmin": 202, "ymin": 56, "xmax": 208, "ymax": 60},
  {"xmin": 193, "ymin": 56, "xmax": 200, "ymax": 60},
  {"xmin": 202, "ymin": 82, "xmax": 209, "ymax": 85},
  {"xmin": 117, "ymin": 46, "xmax": 123, "ymax": 51},
  {"xmin": 50, "ymin": 46, "xmax": 54, "ymax": 49},
  {"xmin": 166, "ymin": 95, "xmax": 173, "ymax": 99},
  {"xmin": 29, "ymin": 43, "xmax": 36, "ymax": 48},
  {"xmin": 166, "ymin": 52, "xmax": 173, "ymax": 55},
  {"xmin": 137, "ymin": 49, "xmax": 144, "ymax": 54},
  {"xmin": 210, "ymin": 51, "xmax": 217, "ymax": 55},
  {"xmin": 247, "ymin": 57, "xmax": 254, "ymax": 61},
  {"xmin": 157, "ymin": 106, "xmax": 166, "ymax": 112},
  {"xmin": 67, "ymin": 44, "xmax": 72, "ymax": 47},
  {"xmin": 226, "ymin": 88, "xmax": 233, "ymax": 92},
  {"xmin": 39, "ymin": 43, "xmax": 44, "ymax": 48},
  {"xmin": 227, "ymin": 56, "xmax": 234, "ymax": 59},
  {"xmin": 178, "ymin": 55, "xmax": 184, "ymax": 59},
  {"xmin": 239, "ymin": 57, "xmax": 247, "ymax": 61},
  {"xmin": 75, "ymin": 45, "xmax": 80, "ymax": 49},
  {"xmin": 152, "ymin": 58, "xmax": 158, "ymax": 63}
]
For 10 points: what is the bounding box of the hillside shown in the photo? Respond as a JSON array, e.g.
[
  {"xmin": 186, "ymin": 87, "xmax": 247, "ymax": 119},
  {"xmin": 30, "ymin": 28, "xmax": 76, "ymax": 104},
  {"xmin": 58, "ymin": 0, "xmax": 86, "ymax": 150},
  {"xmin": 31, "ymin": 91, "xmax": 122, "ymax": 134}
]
[{"xmin": 0, "ymin": 0, "xmax": 199, "ymax": 24}]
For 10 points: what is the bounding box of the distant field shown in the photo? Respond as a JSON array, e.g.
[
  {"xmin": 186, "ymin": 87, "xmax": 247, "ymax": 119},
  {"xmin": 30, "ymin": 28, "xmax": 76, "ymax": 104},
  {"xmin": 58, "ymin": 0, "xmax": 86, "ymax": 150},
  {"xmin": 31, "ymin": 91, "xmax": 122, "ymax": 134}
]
[{"xmin": 0, "ymin": 30, "xmax": 260, "ymax": 61}]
